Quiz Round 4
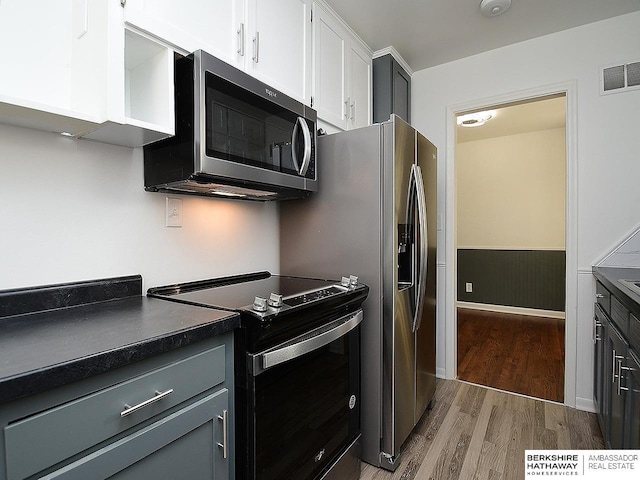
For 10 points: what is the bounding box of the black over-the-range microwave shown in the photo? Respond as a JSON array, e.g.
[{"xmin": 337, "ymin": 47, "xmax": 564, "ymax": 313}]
[{"xmin": 144, "ymin": 50, "xmax": 317, "ymax": 201}]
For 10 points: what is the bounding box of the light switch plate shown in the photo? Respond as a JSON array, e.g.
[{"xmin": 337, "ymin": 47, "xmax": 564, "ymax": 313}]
[{"xmin": 165, "ymin": 197, "xmax": 182, "ymax": 227}]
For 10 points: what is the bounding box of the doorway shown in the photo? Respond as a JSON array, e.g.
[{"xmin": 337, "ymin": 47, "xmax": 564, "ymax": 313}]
[{"xmin": 454, "ymin": 95, "xmax": 567, "ymax": 402}]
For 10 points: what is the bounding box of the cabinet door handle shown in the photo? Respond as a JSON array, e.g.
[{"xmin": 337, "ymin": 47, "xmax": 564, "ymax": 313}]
[
  {"xmin": 350, "ymin": 100, "xmax": 356, "ymax": 122},
  {"xmin": 619, "ymin": 363, "xmax": 633, "ymax": 393},
  {"xmin": 252, "ymin": 32, "xmax": 260, "ymax": 63},
  {"xmin": 120, "ymin": 389, "xmax": 174, "ymax": 417},
  {"xmin": 344, "ymin": 97, "xmax": 350, "ymax": 120},
  {"xmin": 237, "ymin": 23, "xmax": 245, "ymax": 56},
  {"xmin": 217, "ymin": 409, "xmax": 228, "ymax": 459},
  {"xmin": 595, "ymin": 293, "xmax": 604, "ymax": 298}
]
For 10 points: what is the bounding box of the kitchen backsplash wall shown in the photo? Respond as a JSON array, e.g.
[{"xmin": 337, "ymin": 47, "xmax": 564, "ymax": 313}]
[{"xmin": 0, "ymin": 123, "xmax": 279, "ymax": 291}]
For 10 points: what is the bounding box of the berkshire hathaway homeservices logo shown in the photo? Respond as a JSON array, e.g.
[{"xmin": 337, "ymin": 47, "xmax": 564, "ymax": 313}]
[{"xmin": 525, "ymin": 450, "xmax": 639, "ymax": 478}]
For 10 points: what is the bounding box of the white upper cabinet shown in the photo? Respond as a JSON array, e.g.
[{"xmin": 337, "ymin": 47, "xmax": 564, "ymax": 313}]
[
  {"xmin": 123, "ymin": 0, "xmax": 311, "ymax": 105},
  {"xmin": 243, "ymin": 0, "xmax": 312, "ymax": 103},
  {"xmin": 122, "ymin": 0, "xmax": 244, "ymax": 66},
  {"xmin": 0, "ymin": 0, "xmax": 104, "ymax": 135},
  {"xmin": 313, "ymin": 2, "xmax": 371, "ymax": 130},
  {"xmin": 0, "ymin": 0, "xmax": 174, "ymax": 146},
  {"xmin": 0, "ymin": 1, "xmax": 360, "ymax": 146},
  {"xmin": 346, "ymin": 41, "xmax": 371, "ymax": 130},
  {"xmin": 313, "ymin": 6, "xmax": 346, "ymax": 128}
]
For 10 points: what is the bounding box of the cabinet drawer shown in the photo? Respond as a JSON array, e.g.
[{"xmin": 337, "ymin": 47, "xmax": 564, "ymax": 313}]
[
  {"xmin": 596, "ymin": 281, "xmax": 611, "ymax": 315},
  {"xmin": 4, "ymin": 344, "xmax": 225, "ymax": 480},
  {"xmin": 43, "ymin": 389, "xmax": 229, "ymax": 480},
  {"xmin": 611, "ymin": 296, "xmax": 629, "ymax": 336},
  {"xmin": 630, "ymin": 312, "xmax": 640, "ymax": 349}
]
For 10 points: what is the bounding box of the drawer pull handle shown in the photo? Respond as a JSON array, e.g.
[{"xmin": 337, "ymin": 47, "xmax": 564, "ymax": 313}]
[
  {"xmin": 120, "ymin": 389, "xmax": 174, "ymax": 417},
  {"xmin": 217, "ymin": 409, "xmax": 228, "ymax": 459},
  {"xmin": 595, "ymin": 293, "xmax": 604, "ymax": 298}
]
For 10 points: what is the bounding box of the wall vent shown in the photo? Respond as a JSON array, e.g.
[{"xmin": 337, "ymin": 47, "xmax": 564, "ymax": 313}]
[{"xmin": 600, "ymin": 60, "xmax": 640, "ymax": 95}]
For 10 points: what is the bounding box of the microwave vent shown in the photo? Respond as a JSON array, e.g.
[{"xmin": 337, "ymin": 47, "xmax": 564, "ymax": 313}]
[{"xmin": 600, "ymin": 60, "xmax": 640, "ymax": 94}]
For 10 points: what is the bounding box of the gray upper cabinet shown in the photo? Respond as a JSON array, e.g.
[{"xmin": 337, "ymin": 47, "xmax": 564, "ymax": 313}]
[{"xmin": 373, "ymin": 53, "xmax": 411, "ymax": 124}]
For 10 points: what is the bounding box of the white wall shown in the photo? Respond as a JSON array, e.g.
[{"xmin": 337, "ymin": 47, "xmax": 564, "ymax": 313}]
[
  {"xmin": 457, "ymin": 127, "xmax": 566, "ymax": 249},
  {"xmin": 411, "ymin": 11, "xmax": 640, "ymax": 409},
  {"xmin": 0, "ymin": 124, "xmax": 279, "ymax": 291}
]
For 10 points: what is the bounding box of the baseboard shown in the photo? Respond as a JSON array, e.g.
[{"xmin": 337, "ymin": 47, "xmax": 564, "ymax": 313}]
[
  {"xmin": 575, "ymin": 396, "xmax": 596, "ymax": 413},
  {"xmin": 457, "ymin": 301, "xmax": 566, "ymax": 320},
  {"xmin": 436, "ymin": 367, "xmax": 447, "ymax": 379}
]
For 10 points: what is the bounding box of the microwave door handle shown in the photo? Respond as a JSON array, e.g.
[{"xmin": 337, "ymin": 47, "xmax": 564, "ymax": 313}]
[
  {"xmin": 291, "ymin": 117, "xmax": 312, "ymax": 176},
  {"xmin": 298, "ymin": 117, "xmax": 312, "ymax": 176},
  {"xmin": 411, "ymin": 164, "xmax": 428, "ymax": 332},
  {"xmin": 291, "ymin": 118, "xmax": 301, "ymax": 173}
]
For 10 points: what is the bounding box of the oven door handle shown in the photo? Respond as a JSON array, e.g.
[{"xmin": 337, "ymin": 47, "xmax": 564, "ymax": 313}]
[{"xmin": 257, "ymin": 309, "xmax": 363, "ymax": 374}]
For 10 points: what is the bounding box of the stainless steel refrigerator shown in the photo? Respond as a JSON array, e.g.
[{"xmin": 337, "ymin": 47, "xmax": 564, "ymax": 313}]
[{"xmin": 279, "ymin": 115, "xmax": 437, "ymax": 471}]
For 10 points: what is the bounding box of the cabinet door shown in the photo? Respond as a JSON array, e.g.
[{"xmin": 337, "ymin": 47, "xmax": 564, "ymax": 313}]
[
  {"xmin": 392, "ymin": 59, "xmax": 411, "ymax": 123},
  {"xmin": 607, "ymin": 324, "xmax": 628, "ymax": 448},
  {"xmin": 246, "ymin": 0, "xmax": 311, "ymax": 103},
  {"xmin": 627, "ymin": 351, "xmax": 640, "ymax": 448},
  {"xmin": 43, "ymin": 390, "xmax": 230, "ymax": 480},
  {"xmin": 313, "ymin": 5, "xmax": 347, "ymax": 129},
  {"xmin": 0, "ymin": 0, "xmax": 72, "ymax": 107},
  {"xmin": 123, "ymin": 0, "xmax": 244, "ymax": 67},
  {"xmin": 373, "ymin": 54, "xmax": 410, "ymax": 124},
  {"xmin": 0, "ymin": 0, "xmax": 105, "ymax": 130},
  {"xmin": 346, "ymin": 42, "xmax": 372, "ymax": 130},
  {"xmin": 594, "ymin": 305, "xmax": 606, "ymax": 421}
]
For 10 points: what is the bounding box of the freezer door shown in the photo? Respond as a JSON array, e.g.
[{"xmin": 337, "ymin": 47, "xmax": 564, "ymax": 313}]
[
  {"xmin": 415, "ymin": 132, "xmax": 437, "ymax": 420},
  {"xmin": 382, "ymin": 116, "xmax": 417, "ymax": 459}
]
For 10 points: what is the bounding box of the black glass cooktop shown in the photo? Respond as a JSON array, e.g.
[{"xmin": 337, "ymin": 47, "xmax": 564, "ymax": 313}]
[
  {"xmin": 148, "ymin": 271, "xmax": 369, "ymax": 352},
  {"xmin": 147, "ymin": 271, "xmax": 348, "ymax": 312}
]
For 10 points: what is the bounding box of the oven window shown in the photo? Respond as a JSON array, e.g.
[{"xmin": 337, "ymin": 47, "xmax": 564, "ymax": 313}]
[
  {"xmin": 205, "ymin": 72, "xmax": 314, "ymax": 178},
  {"xmin": 253, "ymin": 328, "xmax": 359, "ymax": 480}
]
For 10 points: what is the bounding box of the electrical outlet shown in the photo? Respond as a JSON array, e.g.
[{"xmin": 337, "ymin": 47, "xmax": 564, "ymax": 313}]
[
  {"xmin": 465, "ymin": 282, "xmax": 473, "ymax": 293},
  {"xmin": 165, "ymin": 197, "xmax": 182, "ymax": 227}
]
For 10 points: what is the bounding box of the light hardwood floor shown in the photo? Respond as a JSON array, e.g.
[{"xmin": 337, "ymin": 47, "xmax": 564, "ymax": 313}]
[{"xmin": 359, "ymin": 379, "xmax": 603, "ymax": 480}]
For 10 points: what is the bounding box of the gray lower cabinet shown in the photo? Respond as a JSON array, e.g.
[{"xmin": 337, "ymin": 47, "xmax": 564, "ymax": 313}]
[
  {"xmin": 606, "ymin": 323, "xmax": 628, "ymax": 448},
  {"xmin": 593, "ymin": 304, "xmax": 606, "ymax": 423},
  {"xmin": 43, "ymin": 390, "xmax": 227, "ymax": 480},
  {"xmin": 0, "ymin": 334, "xmax": 233, "ymax": 480},
  {"xmin": 593, "ymin": 279, "xmax": 640, "ymax": 448},
  {"xmin": 628, "ymin": 350, "xmax": 640, "ymax": 448}
]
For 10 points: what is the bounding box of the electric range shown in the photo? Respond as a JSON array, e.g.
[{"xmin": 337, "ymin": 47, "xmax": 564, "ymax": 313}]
[{"xmin": 148, "ymin": 271, "xmax": 368, "ymax": 480}]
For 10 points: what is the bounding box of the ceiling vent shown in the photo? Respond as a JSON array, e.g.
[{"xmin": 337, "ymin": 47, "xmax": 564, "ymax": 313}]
[{"xmin": 600, "ymin": 60, "xmax": 640, "ymax": 95}]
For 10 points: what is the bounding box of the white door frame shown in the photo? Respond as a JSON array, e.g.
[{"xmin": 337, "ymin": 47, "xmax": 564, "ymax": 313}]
[{"xmin": 444, "ymin": 81, "xmax": 578, "ymax": 407}]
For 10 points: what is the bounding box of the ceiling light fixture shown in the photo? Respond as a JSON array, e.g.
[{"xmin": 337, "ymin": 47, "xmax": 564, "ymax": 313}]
[
  {"xmin": 457, "ymin": 110, "xmax": 496, "ymax": 127},
  {"xmin": 480, "ymin": 0, "xmax": 512, "ymax": 17}
]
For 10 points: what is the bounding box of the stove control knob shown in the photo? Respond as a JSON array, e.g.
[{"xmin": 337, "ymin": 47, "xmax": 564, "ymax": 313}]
[
  {"xmin": 349, "ymin": 275, "xmax": 359, "ymax": 287},
  {"xmin": 253, "ymin": 296, "xmax": 268, "ymax": 312},
  {"xmin": 268, "ymin": 293, "xmax": 283, "ymax": 308},
  {"xmin": 340, "ymin": 276, "xmax": 350, "ymax": 288}
]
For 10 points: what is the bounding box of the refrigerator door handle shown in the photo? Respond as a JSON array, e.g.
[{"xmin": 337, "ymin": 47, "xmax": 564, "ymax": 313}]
[{"xmin": 411, "ymin": 164, "xmax": 428, "ymax": 332}]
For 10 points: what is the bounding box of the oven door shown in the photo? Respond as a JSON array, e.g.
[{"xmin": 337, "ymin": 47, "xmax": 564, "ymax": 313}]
[{"xmin": 244, "ymin": 310, "xmax": 361, "ymax": 480}]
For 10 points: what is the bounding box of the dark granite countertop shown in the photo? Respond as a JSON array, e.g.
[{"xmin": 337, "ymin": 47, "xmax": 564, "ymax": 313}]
[
  {"xmin": 0, "ymin": 275, "xmax": 239, "ymax": 404},
  {"xmin": 592, "ymin": 266, "xmax": 640, "ymax": 317}
]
